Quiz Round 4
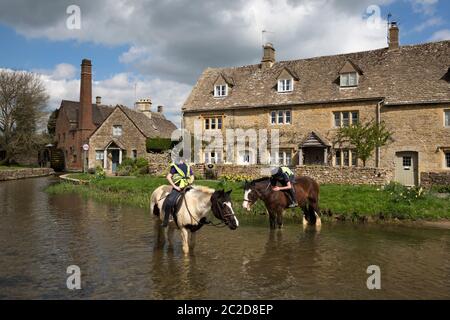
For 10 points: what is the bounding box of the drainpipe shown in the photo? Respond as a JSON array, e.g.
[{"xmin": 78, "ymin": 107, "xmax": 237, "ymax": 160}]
[{"xmin": 376, "ymin": 99, "xmax": 385, "ymax": 168}]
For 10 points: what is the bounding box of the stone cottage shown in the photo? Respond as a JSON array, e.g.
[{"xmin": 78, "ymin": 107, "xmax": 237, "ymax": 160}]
[
  {"xmin": 182, "ymin": 22, "xmax": 450, "ymax": 186},
  {"xmin": 54, "ymin": 59, "xmax": 176, "ymax": 172}
]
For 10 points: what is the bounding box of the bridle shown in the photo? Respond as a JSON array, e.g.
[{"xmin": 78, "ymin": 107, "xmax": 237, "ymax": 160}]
[
  {"xmin": 244, "ymin": 180, "xmax": 271, "ymax": 203},
  {"xmin": 183, "ymin": 193, "xmax": 235, "ymax": 228}
]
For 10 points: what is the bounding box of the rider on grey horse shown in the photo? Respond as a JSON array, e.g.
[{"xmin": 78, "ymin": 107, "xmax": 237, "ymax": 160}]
[{"xmin": 161, "ymin": 159, "xmax": 194, "ymax": 227}]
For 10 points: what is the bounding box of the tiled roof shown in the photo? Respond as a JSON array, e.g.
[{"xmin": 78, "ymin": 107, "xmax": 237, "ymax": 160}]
[
  {"xmin": 60, "ymin": 100, "xmax": 177, "ymax": 138},
  {"xmin": 183, "ymin": 41, "xmax": 450, "ymax": 112}
]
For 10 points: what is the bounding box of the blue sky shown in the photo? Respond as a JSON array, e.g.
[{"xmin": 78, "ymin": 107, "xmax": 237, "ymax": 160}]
[{"xmin": 0, "ymin": 0, "xmax": 448, "ymax": 124}]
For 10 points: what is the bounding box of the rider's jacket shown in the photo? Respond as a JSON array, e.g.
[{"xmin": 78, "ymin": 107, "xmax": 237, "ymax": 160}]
[{"xmin": 171, "ymin": 163, "xmax": 191, "ymax": 188}]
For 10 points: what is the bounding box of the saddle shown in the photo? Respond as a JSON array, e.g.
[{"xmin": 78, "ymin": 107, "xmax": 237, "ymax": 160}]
[{"xmin": 162, "ymin": 186, "xmax": 192, "ymax": 226}]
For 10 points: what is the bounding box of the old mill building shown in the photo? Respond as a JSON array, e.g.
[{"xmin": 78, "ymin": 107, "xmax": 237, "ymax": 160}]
[
  {"xmin": 182, "ymin": 22, "xmax": 450, "ymax": 186},
  {"xmin": 54, "ymin": 59, "xmax": 176, "ymax": 173}
]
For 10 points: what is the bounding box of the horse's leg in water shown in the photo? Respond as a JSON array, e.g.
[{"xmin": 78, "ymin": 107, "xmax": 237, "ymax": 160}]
[
  {"xmin": 308, "ymin": 197, "xmax": 321, "ymax": 226},
  {"xmin": 268, "ymin": 210, "xmax": 277, "ymax": 229},
  {"xmin": 189, "ymin": 231, "xmax": 196, "ymax": 251},
  {"xmin": 300, "ymin": 205, "xmax": 308, "ymax": 227},
  {"xmin": 276, "ymin": 210, "xmax": 283, "ymax": 229},
  {"xmin": 179, "ymin": 227, "xmax": 190, "ymax": 254}
]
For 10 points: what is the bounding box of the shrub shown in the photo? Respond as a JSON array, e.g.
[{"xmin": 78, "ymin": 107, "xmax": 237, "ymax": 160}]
[
  {"xmin": 116, "ymin": 157, "xmax": 149, "ymax": 176},
  {"xmin": 433, "ymin": 184, "xmax": 450, "ymax": 194},
  {"xmin": 135, "ymin": 157, "xmax": 149, "ymax": 169},
  {"xmin": 95, "ymin": 166, "xmax": 106, "ymax": 180},
  {"xmin": 146, "ymin": 137, "xmax": 175, "ymax": 152},
  {"xmin": 383, "ymin": 181, "xmax": 426, "ymax": 204}
]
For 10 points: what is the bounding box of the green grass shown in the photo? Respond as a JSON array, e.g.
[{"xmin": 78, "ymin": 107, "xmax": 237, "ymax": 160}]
[{"xmin": 46, "ymin": 176, "xmax": 450, "ymax": 222}]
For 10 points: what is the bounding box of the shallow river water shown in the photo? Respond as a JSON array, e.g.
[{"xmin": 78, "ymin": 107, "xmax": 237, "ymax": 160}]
[{"xmin": 0, "ymin": 177, "xmax": 449, "ymax": 299}]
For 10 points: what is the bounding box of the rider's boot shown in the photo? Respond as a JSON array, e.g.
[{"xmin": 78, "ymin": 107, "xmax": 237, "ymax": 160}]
[{"xmin": 288, "ymin": 189, "xmax": 298, "ymax": 208}]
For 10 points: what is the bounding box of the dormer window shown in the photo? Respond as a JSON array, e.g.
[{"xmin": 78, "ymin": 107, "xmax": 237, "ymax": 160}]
[
  {"xmin": 278, "ymin": 79, "xmax": 293, "ymax": 92},
  {"xmin": 214, "ymin": 84, "xmax": 227, "ymax": 97},
  {"xmin": 340, "ymin": 72, "xmax": 358, "ymax": 87}
]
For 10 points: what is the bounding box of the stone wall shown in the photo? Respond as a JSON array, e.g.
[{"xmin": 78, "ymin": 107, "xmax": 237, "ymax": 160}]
[
  {"xmin": 191, "ymin": 164, "xmax": 392, "ymax": 185},
  {"xmin": 0, "ymin": 168, "xmax": 54, "ymax": 181},
  {"xmin": 420, "ymin": 171, "xmax": 450, "ymax": 187},
  {"xmin": 147, "ymin": 151, "xmax": 172, "ymax": 175}
]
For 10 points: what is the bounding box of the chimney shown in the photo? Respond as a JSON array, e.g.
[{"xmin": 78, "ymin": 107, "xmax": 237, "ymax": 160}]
[
  {"xmin": 157, "ymin": 105, "xmax": 163, "ymax": 113},
  {"xmin": 261, "ymin": 43, "xmax": 275, "ymax": 69},
  {"xmin": 136, "ymin": 98, "xmax": 152, "ymax": 118},
  {"xmin": 388, "ymin": 21, "xmax": 399, "ymax": 50},
  {"xmin": 96, "ymin": 96, "xmax": 102, "ymax": 105},
  {"xmin": 79, "ymin": 59, "xmax": 95, "ymax": 130}
]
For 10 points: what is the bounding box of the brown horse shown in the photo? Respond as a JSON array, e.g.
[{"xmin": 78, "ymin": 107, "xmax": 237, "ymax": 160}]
[{"xmin": 242, "ymin": 176, "xmax": 321, "ymax": 229}]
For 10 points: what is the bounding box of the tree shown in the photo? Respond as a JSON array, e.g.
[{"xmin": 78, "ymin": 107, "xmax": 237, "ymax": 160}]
[
  {"xmin": 47, "ymin": 109, "xmax": 59, "ymax": 139},
  {"xmin": 0, "ymin": 70, "xmax": 49, "ymax": 164},
  {"xmin": 336, "ymin": 120, "xmax": 392, "ymax": 167}
]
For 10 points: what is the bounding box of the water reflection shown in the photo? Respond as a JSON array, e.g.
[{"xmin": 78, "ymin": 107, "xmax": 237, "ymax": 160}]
[{"xmin": 0, "ymin": 177, "xmax": 449, "ymax": 299}]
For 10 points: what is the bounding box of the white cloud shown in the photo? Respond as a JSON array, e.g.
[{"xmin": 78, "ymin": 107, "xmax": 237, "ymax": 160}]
[
  {"xmin": 413, "ymin": 17, "xmax": 443, "ymax": 32},
  {"xmin": 3, "ymin": 64, "xmax": 190, "ymax": 127},
  {"xmin": 409, "ymin": 0, "xmax": 439, "ymax": 15},
  {"xmin": 429, "ymin": 28, "xmax": 450, "ymax": 41}
]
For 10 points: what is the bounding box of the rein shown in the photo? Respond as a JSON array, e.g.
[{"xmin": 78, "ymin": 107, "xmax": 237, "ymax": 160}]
[
  {"xmin": 182, "ymin": 193, "xmax": 229, "ymax": 228},
  {"xmin": 244, "ymin": 179, "xmax": 271, "ymax": 202}
]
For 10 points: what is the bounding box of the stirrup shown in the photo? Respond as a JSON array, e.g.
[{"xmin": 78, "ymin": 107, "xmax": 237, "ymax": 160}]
[{"xmin": 288, "ymin": 202, "xmax": 298, "ymax": 208}]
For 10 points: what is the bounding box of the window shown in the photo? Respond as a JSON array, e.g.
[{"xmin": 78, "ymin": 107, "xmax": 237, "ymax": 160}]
[
  {"xmin": 95, "ymin": 150, "xmax": 104, "ymax": 160},
  {"xmin": 335, "ymin": 150, "xmax": 341, "ymax": 166},
  {"xmin": 214, "ymin": 84, "xmax": 227, "ymax": 97},
  {"xmin": 403, "ymin": 156, "xmax": 412, "ymax": 167},
  {"xmin": 277, "ymin": 79, "xmax": 293, "ymax": 92},
  {"xmin": 204, "ymin": 151, "xmax": 222, "ymax": 164},
  {"xmin": 335, "ymin": 149, "xmax": 356, "ymax": 166},
  {"xmin": 271, "ymin": 111, "xmax": 276, "ymax": 124},
  {"xmin": 204, "ymin": 116, "xmax": 223, "ymax": 130},
  {"xmin": 270, "ymin": 110, "xmax": 292, "ymax": 125},
  {"xmin": 285, "ymin": 110, "xmax": 291, "ymax": 124},
  {"xmin": 270, "ymin": 150, "xmax": 292, "ymax": 165},
  {"xmin": 333, "ymin": 111, "xmax": 359, "ymax": 127},
  {"xmin": 340, "ymin": 72, "xmax": 358, "ymax": 87},
  {"xmin": 113, "ymin": 125, "xmax": 122, "ymax": 136},
  {"xmin": 446, "ymin": 152, "xmax": 450, "ymax": 168},
  {"xmin": 445, "ymin": 110, "xmax": 450, "ymax": 127},
  {"xmin": 132, "ymin": 150, "xmax": 137, "ymax": 159}
]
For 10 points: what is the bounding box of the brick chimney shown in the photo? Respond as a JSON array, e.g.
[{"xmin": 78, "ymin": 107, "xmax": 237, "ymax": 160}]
[
  {"xmin": 96, "ymin": 96, "xmax": 102, "ymax": 105},
  {"xmin": 388, "ymin": 22, "xmax": 399, "ymax": 50},
  {"xmin": 79, "ymin": 59, "xmax": 95, "ymax": 130},
  {"xmin": 157, "ymin": 105, "xmax": 163, "ymax": 113},
  {"xmin": 261, "ymin": 43, "xmax": 275, "ymax": 69}
]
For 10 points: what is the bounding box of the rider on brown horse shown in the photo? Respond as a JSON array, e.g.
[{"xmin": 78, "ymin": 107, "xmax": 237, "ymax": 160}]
[{"xmin": 270, "ymin": 166, "xmax": 298, "ymax": 208}]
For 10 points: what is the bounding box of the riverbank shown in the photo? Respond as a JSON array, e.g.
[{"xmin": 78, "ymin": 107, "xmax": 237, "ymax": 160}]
[
  {"xmin": 45, "ymin": 174, "xmax": 450, "ymax": 223},
  {"xmin": 0, "ymin": 166, "xmax": 54, "ymax": 181}
]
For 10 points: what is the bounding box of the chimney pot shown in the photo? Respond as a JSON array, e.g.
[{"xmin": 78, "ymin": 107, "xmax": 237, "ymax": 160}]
[
  {"xmin": 261, "ymin": 43, "xmax": 275, "ymax": 69},
  {"xmin": 157, "ymin": 105, "xmax": 163, "ymax": 113},
  {"xmin": 96, "ymin": 96, "xmax": 101, "ymax": 105},
  {"xmin": 388, "ymin": 21, "xmax": 399, "ymax": 50}
]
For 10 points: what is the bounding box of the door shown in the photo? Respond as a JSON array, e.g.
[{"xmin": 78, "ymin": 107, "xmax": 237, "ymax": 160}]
[
  {"xmin": 395, "ymin": 151, "xmax": 418, "ymax": 186},
  {"xmin": 111, "ymin": 150, "xmax": 120, "ymax": 172}
]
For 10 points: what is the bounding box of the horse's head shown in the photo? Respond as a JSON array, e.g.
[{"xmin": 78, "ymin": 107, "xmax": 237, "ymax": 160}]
[
  {"xmin": 211, "ymin": 189, "xmax": 239, "ymax": 230},
  {"xmin": 242, "ymin": 180, "xmax": 260, "ymax": 211}
]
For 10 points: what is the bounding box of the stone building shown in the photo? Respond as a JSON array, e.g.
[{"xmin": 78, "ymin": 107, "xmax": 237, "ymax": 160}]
[
  {"xmin": 182, "ymin": 23, "xmax": 450, "ymax": 186},
  {"xmin": 54, "ymin": 59, "xmax": 176, "ymax": 172}
]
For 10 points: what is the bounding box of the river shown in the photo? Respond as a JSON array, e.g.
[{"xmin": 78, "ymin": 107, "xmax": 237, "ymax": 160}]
[{"xmin": 0, "ymin": 177, "xmax": 449, "ymax": 299}]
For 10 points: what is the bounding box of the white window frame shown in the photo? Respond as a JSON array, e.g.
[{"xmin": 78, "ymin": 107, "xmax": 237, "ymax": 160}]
[
  {"xmin": 112, "ymin": 125, "xmax": 123, "ymax": 136},
  {"xmin": 95, "ymin": 150, "xmax": 104, "ymax": 160},
  {"xmin": 214, "ymin": 84, "xmax": 228, "ymax": 97},
  {"xmin": 444, "ymin": 151, "xmax": 450, "ymax": 169},
  {"xmin": 204, "ymin": 116, "xmax": 223, "ymax": 130},
  {"xmin": 269, "ymin": 150, "xmax": 292, "ymax": 166},
  {"xmin": 445, "ymin": 110, "xmax": 450, "ymax": 127},
  {"xmin": 270, "ymin": 110, "xmax": 292, "ymax": 125},
  {"xmin": 277, "ymin": 78, "xmax": 293, "ymax": 93},
  {"xmin": 204, "ymin": 150, "xmax": 223, "ymax": 164},
  {"xmin": 340, "ymin": 72, "xmax": 358, "ymax": 87},
  {"xmin": 333, "ymin": 111, "xmax": 359, "ymax": 127},
  {"xmin": 334, "ymin": 148, "xmax": 357, "ymax": 167}
]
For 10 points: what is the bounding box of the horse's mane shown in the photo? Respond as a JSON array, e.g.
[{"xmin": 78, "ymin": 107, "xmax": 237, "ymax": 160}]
[
  {"xmin": 250, "ymin": 176, "xmax": 270, "ymax": 185},
  {"xmin": 191, "ymin": 185, "xmax": 215, "ymax": 194}
]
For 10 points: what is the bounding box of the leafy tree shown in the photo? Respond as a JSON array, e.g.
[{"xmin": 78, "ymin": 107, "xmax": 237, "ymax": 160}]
[
  {"xmin": 0, "ymin": 70, "xmax": 48, "ymax": 164},
  {"xmin": 336, "ymin": 120, "xmax": 392, "ymax": 167}
]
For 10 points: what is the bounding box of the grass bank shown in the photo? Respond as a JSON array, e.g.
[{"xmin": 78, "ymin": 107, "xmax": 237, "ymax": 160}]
[{"xmin": 45, "ymin": 174, "xmax": 450, "ymax": 222}]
